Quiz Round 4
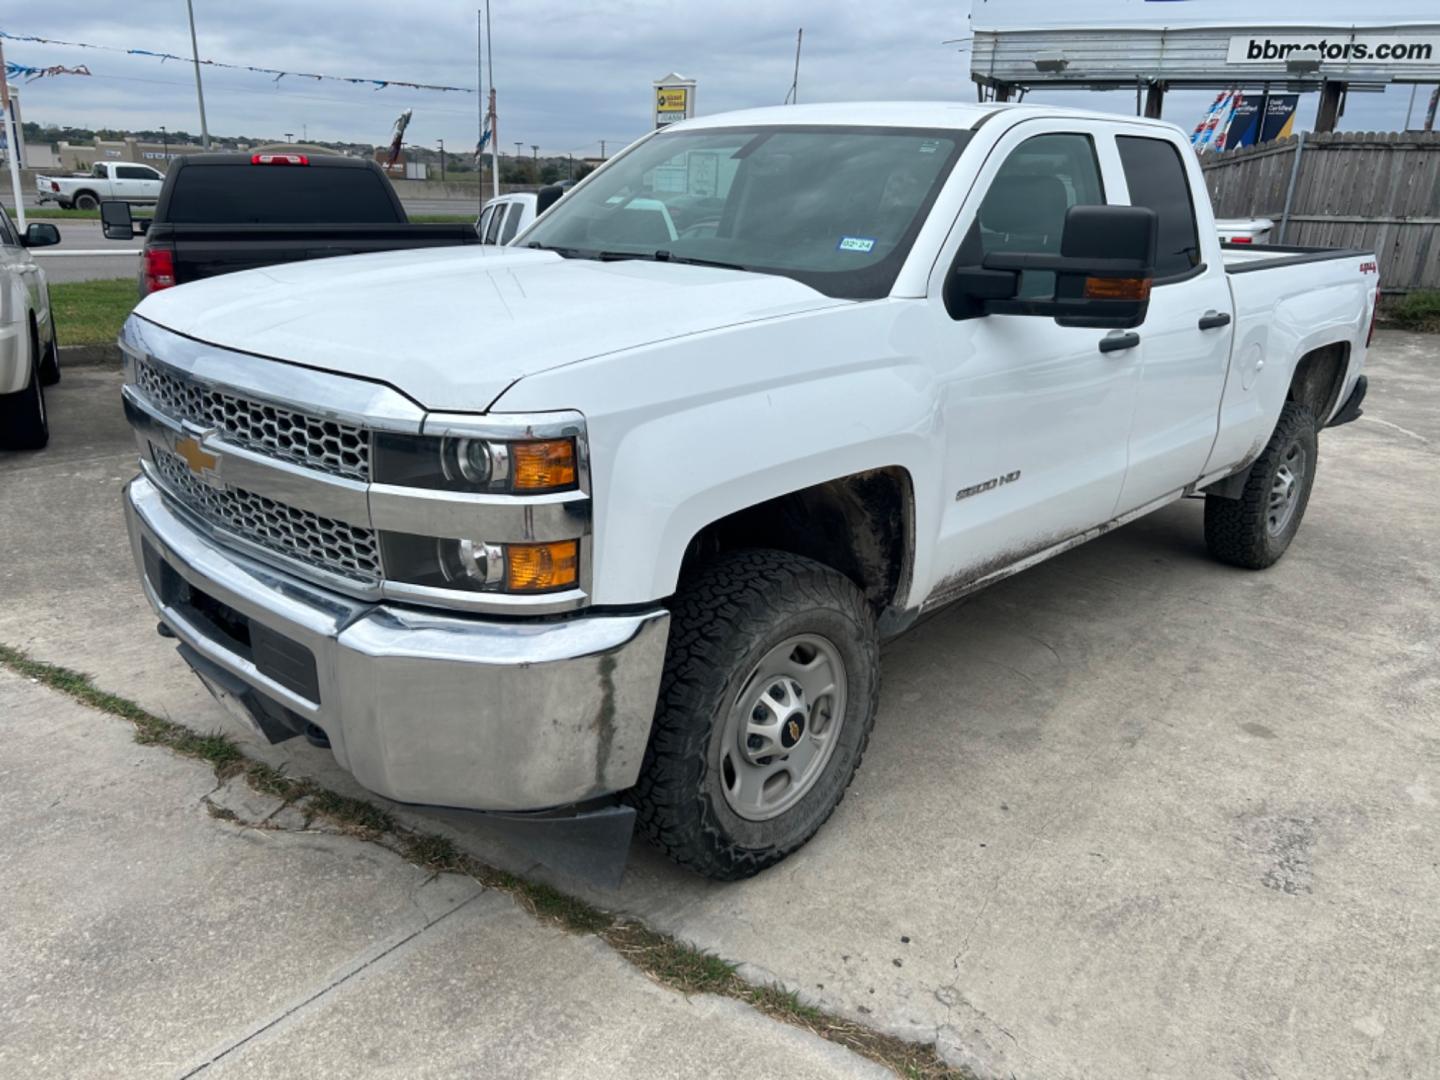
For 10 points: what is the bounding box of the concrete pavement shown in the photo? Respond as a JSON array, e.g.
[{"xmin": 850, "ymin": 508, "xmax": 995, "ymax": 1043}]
[
  {"xmin": 2, "ymin": 333, "xmax": 1437, "ymax": 1078},
  {"xmin": 0, "ymin": 670, "xmax": 887, "ymax": 1079}
]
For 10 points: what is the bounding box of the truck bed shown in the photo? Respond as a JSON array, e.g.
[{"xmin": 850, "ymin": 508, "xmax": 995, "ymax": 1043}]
[{"xmin": 1221, "ymin": 242, "xmax": 1374, "ymax": 274}]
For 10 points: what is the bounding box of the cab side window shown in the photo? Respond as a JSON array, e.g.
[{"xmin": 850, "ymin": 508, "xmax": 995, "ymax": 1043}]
[
  {"xmin": 971, "ymin": 133, "xmax": 1105, "ymax": 298},
  {"xmin": 485, "ymin": 204, "xmax": 507, "ymax": 244},
  {"xmin": 1116, "ymin": 136, "xmax": 1201, "ymax": 281},
  {"xmin": 500, "ymin": 203, "xmax": 524, "ymax": 244},
  {"xmin": 117, "ymin": 165, "xmax": 158, "ymax": 181}
]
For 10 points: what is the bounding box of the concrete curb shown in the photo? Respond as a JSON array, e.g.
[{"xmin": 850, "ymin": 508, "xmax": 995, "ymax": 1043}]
[{"xmin": 59, "ymin": 343, "xmax": 122, "ymax": 368}]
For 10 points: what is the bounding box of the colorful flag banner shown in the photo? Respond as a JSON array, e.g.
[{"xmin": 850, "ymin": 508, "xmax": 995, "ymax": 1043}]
[
  {"xmin": 5, "ymin": 59, "xmax": 92, "ymax": 81},
  {"xmin": 0, "ymin": 28, "xmax": 474, "ymax": 93}
]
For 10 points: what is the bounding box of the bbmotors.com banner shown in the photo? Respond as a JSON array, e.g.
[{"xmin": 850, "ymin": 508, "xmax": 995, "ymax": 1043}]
[{"xmin": 1227, "ymin": 34, "xmax": 1439, "ymax": 64}]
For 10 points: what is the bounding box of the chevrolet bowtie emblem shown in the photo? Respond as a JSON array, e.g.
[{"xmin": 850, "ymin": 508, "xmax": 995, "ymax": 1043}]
[{"xmin": 174, "ymin": 434, "xmax": 222, "ymax": 486}]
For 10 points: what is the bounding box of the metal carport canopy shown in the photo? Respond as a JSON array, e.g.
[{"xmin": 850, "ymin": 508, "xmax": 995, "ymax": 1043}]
[{"xmin": 968, "ymin": 0, "xmax": 1440, "ymax": 90}]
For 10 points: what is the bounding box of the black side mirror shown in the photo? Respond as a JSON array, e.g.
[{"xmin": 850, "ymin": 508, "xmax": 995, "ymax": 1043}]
[
  {"xmin": 100, "ymin": 200, "xmax": 137, "ymax": 240},
  {"xmin": 953, "ymin": 205, "xmax": 1158, "ymax": 329},
  {"xmin": 21, "ymin": 222, "xmax": 61, "ymax": 248},
  {"xmin": 535, "ymin": 185, "xmax": 564, "ymax": 216}
]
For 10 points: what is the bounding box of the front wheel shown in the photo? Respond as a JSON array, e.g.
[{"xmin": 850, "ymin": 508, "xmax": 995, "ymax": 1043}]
[
  {"xmin": 1205, "ymin": 401, "xmax": 1318, "ymax": 569},
  {"xmin": 630, "ymin": 550, "xmax": 880, "ymax": 880}
]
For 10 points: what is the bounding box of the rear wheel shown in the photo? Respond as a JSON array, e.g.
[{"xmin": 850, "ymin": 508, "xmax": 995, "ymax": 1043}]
[
  {"xmin": 0, "ymin": 334, "xmax": 50, "ymax": 451},
  {"xmin": 39, "ymin": 324, "xmax": 60, "ymax": 387},
  {"xmin": 1204, "ymin": 401, "xmax": 1317, "ymax": 569},
  {"xmin": 73, "ymin": 192, "xmax": 100, "ymax": 211},
  {"xmin": 630, "ymin": 550, "xmax": 880, "ymax": 880}
]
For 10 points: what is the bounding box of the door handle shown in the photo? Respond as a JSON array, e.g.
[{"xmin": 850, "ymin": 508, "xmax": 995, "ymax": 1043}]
[
  {"xmin": 1197, "ymin": 310, "xmax": 1232, "ymax": 330},
  {"xmin": 1098, "ymin": 331, "xmax": 1140, "ymax": 354}
]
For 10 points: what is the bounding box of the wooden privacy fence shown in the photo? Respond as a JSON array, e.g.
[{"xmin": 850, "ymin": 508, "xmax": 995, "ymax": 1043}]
[{"xmin": 1200, "ymin": 131, "xmax": 1440, "ymax": 294}]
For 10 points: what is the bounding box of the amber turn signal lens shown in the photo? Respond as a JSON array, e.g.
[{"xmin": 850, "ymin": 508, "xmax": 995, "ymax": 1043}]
[
  {"xmin": 1084, "ymin": 276, "xmax": 1152, "ymax": 301},
  {"xmin": 511, "ymin": 439, "xmax": 577, "ymax": 491},
  {"xmin": 505, "ymin": 540, "xmax": 579, "ymax": 592}
]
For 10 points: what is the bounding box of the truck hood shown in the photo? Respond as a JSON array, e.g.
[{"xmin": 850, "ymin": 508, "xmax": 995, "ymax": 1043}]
[{"xmin": 135, "ymin": 246, "xmax": 848, "ymax": 412}]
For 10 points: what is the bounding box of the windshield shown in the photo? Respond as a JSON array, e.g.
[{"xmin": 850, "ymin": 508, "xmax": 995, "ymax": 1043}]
[{"xmin": 522, "ymin": 125, "xmax": 971, "ymax": 299}]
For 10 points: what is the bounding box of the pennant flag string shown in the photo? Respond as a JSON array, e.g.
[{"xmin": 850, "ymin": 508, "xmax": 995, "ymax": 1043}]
[
  {"xmin": 5, "ymin": 59, "xmax": 92, "ymax": 82},
  {"xmin": 0, "ymin": 28, "xmax": 475, "ymax": 93}
]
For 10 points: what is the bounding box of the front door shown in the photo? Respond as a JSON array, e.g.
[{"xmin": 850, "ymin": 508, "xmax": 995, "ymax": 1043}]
[{"xmin": 924, "ymin": 123, "xmax": 1142, "ymax": 600}]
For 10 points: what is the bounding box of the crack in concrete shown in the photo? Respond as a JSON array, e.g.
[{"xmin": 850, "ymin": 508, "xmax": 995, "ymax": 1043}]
[{"xmin": 177, "ymin": 888, "xmax": 487, "ymax": 1077}]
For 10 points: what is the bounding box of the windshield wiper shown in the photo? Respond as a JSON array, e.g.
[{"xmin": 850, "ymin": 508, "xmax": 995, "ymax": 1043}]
[
  {"xmin": 654, "ymin": 251, "xmax": 749, "ymax": 272},
  {"xmin": 527, "ymin": 245, "xmax": 749, "ymax": 272}
]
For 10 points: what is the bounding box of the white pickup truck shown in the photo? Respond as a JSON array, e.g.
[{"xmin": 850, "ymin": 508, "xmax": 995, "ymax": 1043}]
[
  {"xmin": 117, "ymin": 103, "xmax": 1376, "ymax": 881},
  {"xmin": 37, "ymin": 161, "xmax": 165, "ymax": 210}
]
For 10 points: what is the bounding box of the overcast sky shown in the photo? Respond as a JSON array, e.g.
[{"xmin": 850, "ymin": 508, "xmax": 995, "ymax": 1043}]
[{"xmin": 5, "ymin": 1, "xmax": 1425, "ymax": 155}]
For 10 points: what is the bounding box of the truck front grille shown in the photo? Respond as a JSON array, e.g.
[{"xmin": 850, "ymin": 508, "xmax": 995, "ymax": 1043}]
[
  {"xmin": 136, "ymin": 358, "xmax": 371, "ymax": 481},
  {"xmin": 151, "ymin": 445, "xmax": 382, "ymax": 582}
]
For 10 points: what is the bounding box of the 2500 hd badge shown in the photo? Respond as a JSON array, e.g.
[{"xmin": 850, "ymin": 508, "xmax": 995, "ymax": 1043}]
[{"xmin": 956, "ymin": 470, "xmax": 1022, "ymax": 501}]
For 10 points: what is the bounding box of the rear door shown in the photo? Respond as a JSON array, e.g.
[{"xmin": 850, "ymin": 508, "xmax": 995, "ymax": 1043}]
[
  {"xmin": 1109, "ymin": 132, "xmax": 1234, "ymax": 511},
  {"xmin": 115, "ymin": 164, "xmax": 163, "ymax": 202}
]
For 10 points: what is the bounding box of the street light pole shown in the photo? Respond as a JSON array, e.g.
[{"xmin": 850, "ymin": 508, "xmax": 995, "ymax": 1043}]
[
  {"xmin": 161, "ymin": 125, "xmax": 169, "ymax": 167},
  {"xmin": 437, "ymin": 139, "xmax": 446, "ymax": 183},
  {"xmin": 185, "ymin": 0, "xmax": 211, "ymax": 148}
]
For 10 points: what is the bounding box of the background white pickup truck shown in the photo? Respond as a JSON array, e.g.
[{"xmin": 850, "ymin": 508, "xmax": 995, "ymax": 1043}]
[
  {"xmin": 118, "ymin": 102, "xmax": 1376, "ymax": 881},
  {"xmin": 37, "ymin": 161, "xmax": 165, "ymax": 210}
]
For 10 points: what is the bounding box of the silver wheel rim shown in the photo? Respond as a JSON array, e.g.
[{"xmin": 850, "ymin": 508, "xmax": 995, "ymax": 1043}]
[
  {"xmin": 1267, "ymin": 442, "xmax": 1306, "ymax": 536},
  {"xmin": 719, "ymin": 633, "xmax": 847, "ymax": 822}
]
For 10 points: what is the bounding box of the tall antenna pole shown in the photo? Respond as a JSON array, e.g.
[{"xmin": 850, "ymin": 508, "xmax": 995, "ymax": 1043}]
[
  {"xmin": 785, "ymin": 28, "xmax": 803, "ymax": 105},
  {"xmin": 487, "ymin": 0, "xmax": 498, "ymax": 200},
  {"xmin": 185, "ymin": 0, "xmax": 211, "ymax": 148}
]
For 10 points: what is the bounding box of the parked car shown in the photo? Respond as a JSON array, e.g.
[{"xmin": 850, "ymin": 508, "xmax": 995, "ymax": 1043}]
[
  {"xmin": 117, "ymin": 103, "xmax": 1376, "ymax": 882},
  {"xmin": 1217, "ymin": 217, "xmax": 1275, "ymax": 244},
  {"xmin": 36, "ymin": 161, "xmax": 165, "ymax": 211},
  {"xmin": 0, "ymin": 209, "xmax": 61, "ymax": 450},
  {"xmin": 100, "ymin": 153, "xmax": 482, "ymax": 296}
]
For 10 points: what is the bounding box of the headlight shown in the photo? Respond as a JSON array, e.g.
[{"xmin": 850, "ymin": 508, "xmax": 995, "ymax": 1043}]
[
  {"xmin": 381, "ymin": 533, "xmax": 580, "ymax": 594},
  {"xmin": 374, "ymin": 433, "xmax": 578, "ymax": 494}
]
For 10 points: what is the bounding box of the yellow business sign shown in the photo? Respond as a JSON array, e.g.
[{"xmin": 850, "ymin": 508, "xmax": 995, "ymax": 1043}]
[{"xmin": 656, "ymin": 87, "xmax": 688, "ymax": 113}]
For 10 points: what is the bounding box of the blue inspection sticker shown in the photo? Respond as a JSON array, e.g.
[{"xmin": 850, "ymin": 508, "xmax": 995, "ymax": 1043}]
[{"xmin": 837, "ymin": 236, "xmax": 876, "ymax": 253}]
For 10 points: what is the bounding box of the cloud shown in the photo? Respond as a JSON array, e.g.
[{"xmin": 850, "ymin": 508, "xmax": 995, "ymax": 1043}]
[{"xmin": 5, "ymin": 1, "xmax": 1416, "ymax": 153}]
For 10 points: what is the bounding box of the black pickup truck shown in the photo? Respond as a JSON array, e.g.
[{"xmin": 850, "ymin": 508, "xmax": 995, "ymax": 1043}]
[{"xmin": 101, "ymin": 153, "xmax": 479, "ymax": 296}]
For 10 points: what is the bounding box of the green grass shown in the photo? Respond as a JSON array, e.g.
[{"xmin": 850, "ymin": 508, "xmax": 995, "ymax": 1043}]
[
  {"xmin": 0, "ymin": 641, "xmax": 975, "ymax": 1080},
  {"xmin": 50, "ymin": 278, "xmax": 136, "ymax": 346},
  {"xmin": 1385, "ymin": 290, "xmax": 1440, "ymax": 332}
]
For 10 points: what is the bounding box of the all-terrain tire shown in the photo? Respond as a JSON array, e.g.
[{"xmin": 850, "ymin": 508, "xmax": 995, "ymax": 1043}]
[
  {"xmin": 0, "ymin": 340, "xmax": 50, "ymax": 451},
  {"xmin": 629, "ymin": 550, "xmax": 880, "ymax": 880},
  {"xmin": 1205, "ymin": 401, "xmax": 1318, "ymax": 569}
]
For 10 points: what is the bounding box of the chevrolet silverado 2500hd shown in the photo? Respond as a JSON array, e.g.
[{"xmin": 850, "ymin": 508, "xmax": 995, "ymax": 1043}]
[{"xmin": 119, "ymin": 103, "xmax": 1376, "ymax": 880}]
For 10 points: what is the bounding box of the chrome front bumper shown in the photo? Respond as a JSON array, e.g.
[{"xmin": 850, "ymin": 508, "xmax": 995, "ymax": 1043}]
[{"xmin": 125, "ymin": 475, "xmax": 670, "ymax": 813}]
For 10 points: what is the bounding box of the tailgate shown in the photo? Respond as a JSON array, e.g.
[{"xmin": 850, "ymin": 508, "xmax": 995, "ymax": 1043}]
[{"xmin": 167, "ymin": 224, "xmax": 479, "ymax": 285}]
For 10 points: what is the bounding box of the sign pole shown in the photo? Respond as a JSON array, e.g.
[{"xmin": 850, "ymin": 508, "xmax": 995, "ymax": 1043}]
[{"xmin": 0, "ymin": 39, "xmax": 26, "ymax": 230}]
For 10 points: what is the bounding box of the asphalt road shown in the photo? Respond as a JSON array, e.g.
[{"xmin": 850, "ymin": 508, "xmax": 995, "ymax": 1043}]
[
  {"xmin": 1, "ymin": 333, "xmax": 1436, "ymax": 1078},
  {"xmin": 30, "ymin": 219, "xmax": 142, "ymax": 285}
]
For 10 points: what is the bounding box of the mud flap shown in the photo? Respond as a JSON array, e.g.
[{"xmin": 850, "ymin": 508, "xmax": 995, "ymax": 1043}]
[
  {"xmin": 177, "ymin": 643, "xmax": 307, "ymax": 744},
  {"xmin": 423, "ymin": 802, "xmax": 638, "ymax": 891}
]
